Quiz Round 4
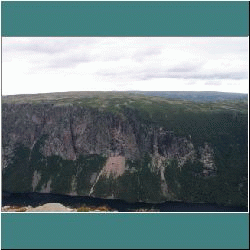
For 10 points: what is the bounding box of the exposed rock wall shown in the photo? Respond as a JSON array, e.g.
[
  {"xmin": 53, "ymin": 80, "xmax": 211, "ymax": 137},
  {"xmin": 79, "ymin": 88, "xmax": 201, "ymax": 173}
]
[
  {"xmin": 2, "ymin": 103, "xmax": 203, "ymax": 162},
  {"xmin": 2, "ymin": 103, "xmax": 216, "ymax": 202}
]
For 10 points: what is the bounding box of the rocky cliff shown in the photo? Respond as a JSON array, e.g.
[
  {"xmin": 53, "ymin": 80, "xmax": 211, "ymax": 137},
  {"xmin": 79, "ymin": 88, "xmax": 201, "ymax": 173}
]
[{"xmin": 2, "ymin": 92, "xmax": 248, "ymax": 206}]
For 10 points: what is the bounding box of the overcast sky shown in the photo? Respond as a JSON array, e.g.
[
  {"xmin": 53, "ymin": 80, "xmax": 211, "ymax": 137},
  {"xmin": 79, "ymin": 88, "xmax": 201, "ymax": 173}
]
[{"xmin": 2, "ymin": 37, "xmax": 249, "ymax": 95}]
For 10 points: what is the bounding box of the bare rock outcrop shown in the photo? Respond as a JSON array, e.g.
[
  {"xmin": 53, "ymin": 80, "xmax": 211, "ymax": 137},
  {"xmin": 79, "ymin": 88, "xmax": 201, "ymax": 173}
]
[{"xmin": 2, "ymin": 103, "xmax": 217, "ymax": 202}]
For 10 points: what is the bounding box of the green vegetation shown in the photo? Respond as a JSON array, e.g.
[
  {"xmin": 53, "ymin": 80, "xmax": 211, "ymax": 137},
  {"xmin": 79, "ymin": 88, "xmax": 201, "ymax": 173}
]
[
  {"xmin": 164, "ymin": 158, "xmax": 247, "ymax": 207},
  {"xmin": 2, "ymin": 144, "xmax": 32, "ymax": 192},
  {"xmin": 93, "ymin": 154, "xmax": 165, "ymax": 203},
  {"xmin": 2, "ymin": 140, "xmax": 107, "ymax": 196},
  {"xmin": 76, "ymin": 154, "xmax": 107, "ymax": 195}
]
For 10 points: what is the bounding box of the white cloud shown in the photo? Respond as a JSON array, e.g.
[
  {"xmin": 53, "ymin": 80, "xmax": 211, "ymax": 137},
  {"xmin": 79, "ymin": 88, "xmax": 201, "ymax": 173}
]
[{"xmin": 2, "ymin": 37, "xmax": 249, "ymax": 95}]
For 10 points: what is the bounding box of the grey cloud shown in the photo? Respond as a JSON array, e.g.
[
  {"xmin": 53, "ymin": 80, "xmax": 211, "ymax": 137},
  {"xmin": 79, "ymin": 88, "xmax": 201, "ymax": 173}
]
[
  {"xmin": 139, "ymin": 71, "xmax": 247, "ymax": 81},
  {"xmin": 4, "ymin": 43, "xmax": 67, "ymax": 54},
  {"xmin": 186, "ymin": 81, "xmax": 197, "ymax": 85},
  {"xmin": 3, "ymin": 38, "xmax": 99, "ymax": 55},
  {"xmin": 48, "ymin": 52, "xmax": 122, "ymax": 69},
  {"xmin": 167, "ymin": 63, "xmax": 202, "ymax": 73},
  {"xmin": 44, "ymin": 51, "xmax": 126, "ymax": 69},
  {"xmin": 97, "ymin": 53, "xmax": 124, "ymax": 62},
  {"xmin": 205, "ymin": 81, "xmax": 222, "ymax": 86},
  {"xmin": 131, "ymin": 48, "xmax": 162, "ymax": 62},
  {"xmin": 97, "ymin": 67, "xmax": 247, "ymax": 82},
  {"xmin": 97, "ymin": 71, "xmax": 118, "ymax": 77},
  {"xmin": 97, "ymin": 56, "xmax": 248, "ymax": 82},
  {"xmin": 186, "ymin": 72, "xmax": 247, "ymax": 80},
  {"xmin": 92, "ymin": 47, "xmax": 161, "ymax": 63},
  {"xmin": 48, "ymin": 54, "xmax": 91, "ymax": 68},
  {"xmin": 3, "ymin": 37, "xmax": 248, "ymax": 93},
  {"xmin": 133, "ymin": 47, "xmax": 162, "ymax": 61}
]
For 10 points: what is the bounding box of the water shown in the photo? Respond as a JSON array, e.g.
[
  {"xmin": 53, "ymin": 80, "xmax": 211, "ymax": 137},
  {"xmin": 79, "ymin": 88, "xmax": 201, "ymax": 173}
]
[{"xmin": 2, "ymin": 192, "xmax": 247, "ymax": 212}]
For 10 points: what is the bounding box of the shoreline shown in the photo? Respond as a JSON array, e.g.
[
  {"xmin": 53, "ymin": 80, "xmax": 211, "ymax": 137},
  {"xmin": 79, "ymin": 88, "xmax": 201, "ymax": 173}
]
[{"xmin": 2, "ymin": 192, "xmax": 247, "ymax": 212}]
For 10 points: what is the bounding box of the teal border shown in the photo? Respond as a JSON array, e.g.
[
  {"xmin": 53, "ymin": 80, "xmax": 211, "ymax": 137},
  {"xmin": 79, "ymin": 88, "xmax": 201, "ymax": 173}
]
[
  {"xmin": 1, "ymin": 1, "xmax": 249, "ymax": 249},
  {"xmin": 1, "ymin": 213, "xmax": 249, "ymax": 249},
  {"xmin": 1, "ymin": 1, "xmax": 249, "ymax": 36}
]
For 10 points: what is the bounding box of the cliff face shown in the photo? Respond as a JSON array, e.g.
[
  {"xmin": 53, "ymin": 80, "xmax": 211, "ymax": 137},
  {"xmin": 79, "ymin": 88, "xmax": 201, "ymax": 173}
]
[{"xmin": 1, "ymin": 93, "xmax": 248, "ymax": 206}]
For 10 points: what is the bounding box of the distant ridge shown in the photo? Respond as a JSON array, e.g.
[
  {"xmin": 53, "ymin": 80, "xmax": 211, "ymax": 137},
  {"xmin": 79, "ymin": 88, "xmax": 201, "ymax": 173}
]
[
  {"xmin": 137, "ymin": 91, "xmax": 248, "ymax": 102},
  {"xmin": 2, "ymin": 91, "xmax": 247, "ymax": 103}
]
